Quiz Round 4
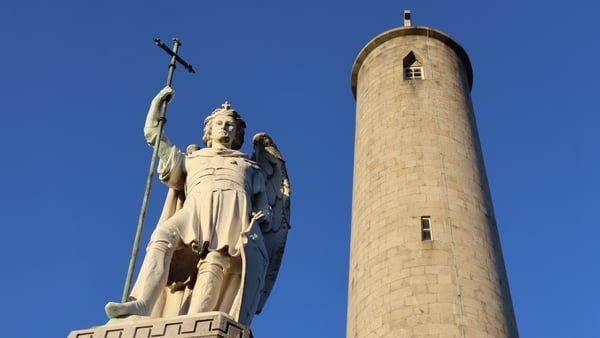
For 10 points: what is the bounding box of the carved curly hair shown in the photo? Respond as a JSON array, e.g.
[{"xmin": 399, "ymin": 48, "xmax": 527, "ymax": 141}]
[{"xmin": 202, "ymin": 103, "xmax": 246, "ymax": 150}]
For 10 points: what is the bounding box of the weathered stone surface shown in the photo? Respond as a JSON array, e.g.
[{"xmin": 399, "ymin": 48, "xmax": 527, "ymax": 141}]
[
  {"xmin": 67, "ymin": 312, "xmax": 252, "ymax": 338},
  {"xmin": 347, "ymin": 22, "xmax": 519, "ymax": 338}
]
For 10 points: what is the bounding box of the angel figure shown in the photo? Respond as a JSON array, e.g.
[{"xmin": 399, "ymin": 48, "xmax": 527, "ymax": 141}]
[{"xmin": 105, "ymin": 87, "xmax": 290, "ymax": 326}]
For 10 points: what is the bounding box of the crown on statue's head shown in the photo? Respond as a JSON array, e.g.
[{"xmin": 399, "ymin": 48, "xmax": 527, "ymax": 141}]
[
  {"xmin": 210, "ymin": 101, "xmax": 237, "ymax": 117},
  {"xmin": 204, "ymin": 101, "xmax": 246, "ymax": 127}
]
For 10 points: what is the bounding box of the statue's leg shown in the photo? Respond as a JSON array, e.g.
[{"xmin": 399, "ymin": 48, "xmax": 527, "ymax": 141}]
[
  {"xmin": 105, "ymin": 227, "xmax": 179, "ymax": 318},
  {"xmin": 217, "ymin": 257, "xmax": 243, "ymax": 313},
  {"xmin": 188, "ymin": 251, "xmax": 229, "ymax": 314}
]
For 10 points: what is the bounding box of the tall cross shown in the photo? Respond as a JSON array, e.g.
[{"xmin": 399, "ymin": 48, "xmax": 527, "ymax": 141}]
[{"xmin": 153, "ymin": 37, "xmax": 196, "ymax": 81}]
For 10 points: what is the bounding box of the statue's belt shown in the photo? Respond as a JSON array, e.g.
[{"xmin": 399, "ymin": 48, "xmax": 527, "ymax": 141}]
[{"xmin": 186, "ymin": 179, "xmax": 248, "ymax": 193}]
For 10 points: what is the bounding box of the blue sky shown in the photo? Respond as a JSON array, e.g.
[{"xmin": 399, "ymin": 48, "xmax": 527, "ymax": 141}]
[{"xmin": 1, "ymin": 1, "xmax": 598, "ymax": 337}]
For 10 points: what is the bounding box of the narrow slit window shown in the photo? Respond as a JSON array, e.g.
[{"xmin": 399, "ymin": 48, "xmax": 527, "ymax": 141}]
[{"xmin": 421, "ymin": 216, "xmax": 432, "ymax": 241}]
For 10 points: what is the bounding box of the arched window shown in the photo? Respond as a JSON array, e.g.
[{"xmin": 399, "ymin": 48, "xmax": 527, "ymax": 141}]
[{"xmin": 403, "ymin": 51, "xmax": 424, "ymax": 80}]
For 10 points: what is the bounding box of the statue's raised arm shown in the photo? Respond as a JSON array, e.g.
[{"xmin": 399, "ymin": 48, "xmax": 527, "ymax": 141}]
[{"xmin": 143, "ymin": 86, "xmax": 186, "ymax": 190}]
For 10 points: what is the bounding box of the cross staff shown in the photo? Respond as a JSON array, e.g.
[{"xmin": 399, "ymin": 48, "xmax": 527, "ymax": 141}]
[{"xmin": 121, "ymin": 37, "xmax": 195, "ymax": 302}]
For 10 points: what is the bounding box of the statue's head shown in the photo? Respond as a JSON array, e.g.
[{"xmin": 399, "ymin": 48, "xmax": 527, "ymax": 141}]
[{"xmin": 202, "ymin": 101, "xmax": 246, "ymax": 150}]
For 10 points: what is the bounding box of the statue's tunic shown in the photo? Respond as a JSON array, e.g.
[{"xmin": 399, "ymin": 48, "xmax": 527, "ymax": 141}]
[
  {"xmin": 128, "ymin": 146, "xmax": 271, "ymax": 321},
  {"xmin": 153, "ymin": 146, "xmax": 270, "ymax": 257}
]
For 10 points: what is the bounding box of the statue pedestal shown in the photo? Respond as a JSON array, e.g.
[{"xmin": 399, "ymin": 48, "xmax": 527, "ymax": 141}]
[{"xmin": 68, "ymin": 312, "xmax": 252, "ymax": 338}]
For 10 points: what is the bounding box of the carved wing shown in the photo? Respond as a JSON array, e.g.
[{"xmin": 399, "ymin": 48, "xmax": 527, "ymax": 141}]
[{"xmin": 251, "ymin": 132, "xmax": 291, "ymax": 314}]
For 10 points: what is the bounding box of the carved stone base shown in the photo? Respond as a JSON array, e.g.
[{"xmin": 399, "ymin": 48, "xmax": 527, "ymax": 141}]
[{"xmin": 67, "ymin": 312, "xmax": 252, "ymax": 338}]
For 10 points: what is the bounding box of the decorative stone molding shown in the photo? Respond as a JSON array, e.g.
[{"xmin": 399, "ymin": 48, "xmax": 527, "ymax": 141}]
[{"xmin": 68, "ymin": 312, "xmax": 251, "ymax": 338}]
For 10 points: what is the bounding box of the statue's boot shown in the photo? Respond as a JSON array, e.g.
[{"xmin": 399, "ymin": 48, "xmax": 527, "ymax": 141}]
[
  {"xmin": 105, "ymin": 241, "xmax": 173, "ymax": 318},
  {"xmin": 188, "ymin": 251, "xmax": 228, "ymax": 313}
]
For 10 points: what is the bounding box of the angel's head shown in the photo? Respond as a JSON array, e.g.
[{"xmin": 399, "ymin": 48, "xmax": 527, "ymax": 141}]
[{"xmin": 202, "ymin": 101, "xmax": 246, "ymax": 150}]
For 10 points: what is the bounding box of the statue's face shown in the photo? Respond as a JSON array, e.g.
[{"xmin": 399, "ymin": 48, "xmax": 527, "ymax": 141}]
[{"xmin": 211, "ymin": 114, "xmax": 237, "ymax": 149}]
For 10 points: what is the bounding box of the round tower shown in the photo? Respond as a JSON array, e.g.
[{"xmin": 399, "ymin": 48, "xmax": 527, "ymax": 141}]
[{"xmin": 347, "ymin": 13, "xmax": 519, "ymax": 337}]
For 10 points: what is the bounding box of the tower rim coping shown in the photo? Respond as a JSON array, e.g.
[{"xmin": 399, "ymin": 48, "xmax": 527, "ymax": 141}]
[{"xmin": 350, "ymin": 25, "xmax": 473, "ymax": 99}]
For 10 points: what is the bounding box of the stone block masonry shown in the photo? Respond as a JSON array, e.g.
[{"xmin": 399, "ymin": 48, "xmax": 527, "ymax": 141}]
[{"xmin": 347, "ymin": 23, "xmax": 519, "ymax": 338}]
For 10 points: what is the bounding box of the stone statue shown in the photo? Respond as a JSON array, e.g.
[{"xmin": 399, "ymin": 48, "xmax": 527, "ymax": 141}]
[{"xmin": 105, "ymin": 87, "xmax": 291, "ymax": 326}]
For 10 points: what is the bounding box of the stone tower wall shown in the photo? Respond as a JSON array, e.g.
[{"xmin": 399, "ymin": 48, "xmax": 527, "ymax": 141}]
[{"xmin": 347, "ymin": 26, "xmax": 518, "ymax": 337}]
